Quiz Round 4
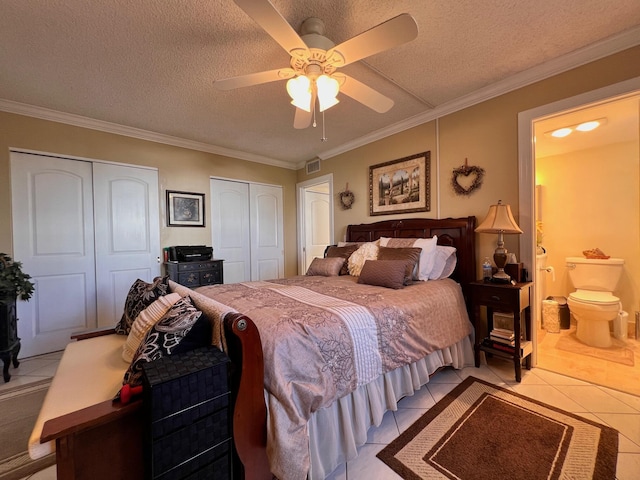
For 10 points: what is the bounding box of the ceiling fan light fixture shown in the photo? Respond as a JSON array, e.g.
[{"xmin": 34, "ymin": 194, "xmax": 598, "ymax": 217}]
[
  {"xmin": 316, "ymin": 74, "xmax": 340, "ymax": 112},
  {"xmin": 287, "ymin": 76, "xmax": 312, "ymax": 112}
]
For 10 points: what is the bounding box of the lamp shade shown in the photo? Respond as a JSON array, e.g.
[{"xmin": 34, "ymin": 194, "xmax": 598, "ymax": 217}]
[
  {"xmin": 475, "ymin": 200, "xmax": 523, "ymax": 234},
  {"xmin": 286, "ymin": 76, "xmax": 312, "ymax": 112}
]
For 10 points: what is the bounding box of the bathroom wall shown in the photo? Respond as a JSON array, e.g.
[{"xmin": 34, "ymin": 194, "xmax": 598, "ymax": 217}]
[{"xmin": 536, "ymin": 140, "xmax": 639, "ymax": 320}]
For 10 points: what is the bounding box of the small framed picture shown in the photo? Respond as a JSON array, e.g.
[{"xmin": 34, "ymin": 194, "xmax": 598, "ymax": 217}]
[{"xmin": 166, "ymin": 190, "xmax": 205, "ymax": 227}]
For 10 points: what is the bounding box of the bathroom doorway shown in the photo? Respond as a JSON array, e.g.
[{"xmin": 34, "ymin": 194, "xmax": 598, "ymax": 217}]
[{"xmin": 518, "ymin": 78, "xmax": 640, "ymax": 396}]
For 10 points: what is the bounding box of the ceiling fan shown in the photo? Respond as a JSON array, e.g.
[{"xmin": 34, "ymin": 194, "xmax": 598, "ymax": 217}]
[{"xmin": 214, "ymin": 0, "xmax": 419, "ymax": 129}]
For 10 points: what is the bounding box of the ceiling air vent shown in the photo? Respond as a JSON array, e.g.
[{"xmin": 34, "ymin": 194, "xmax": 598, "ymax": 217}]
[{"xmin": 306, "ymin": 158, "xmax": 321, "ymax": 175}]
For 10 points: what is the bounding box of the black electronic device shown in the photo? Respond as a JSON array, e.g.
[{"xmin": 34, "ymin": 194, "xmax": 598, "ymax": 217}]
[{"xmin": 169, "ymin": 245, "xmax": 213, "ymax": 262}]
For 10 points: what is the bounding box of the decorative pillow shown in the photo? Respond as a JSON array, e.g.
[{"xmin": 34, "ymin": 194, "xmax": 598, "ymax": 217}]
[
  {"xmin": 379, "ymin": 236, "xmax": 438, "ymax": 281},
  {"xmin": 348, "ymin": 241, "xmax": 380, "ymax": 276},
  {"xmin": 122, "ymin": 295, "xmax": 202, "ymax": 387},
  {"xmin": 122, "ymin": 292, "xmax": 182, "ymax": 363},
  {"xmin": 306, "ymin": 257, "xmax": 345, "ymax": 276},
  {"xmin": 357, "ymin": 260, "xmax": 407, "ymax": 289},
  {"xmin": 377, "ymin": 246, "xmax": 422, "ymax": 285},
  {"xmin": 172, "ymin": 311, "xmax": 213, "ymax": 355},
  {"xmin": 428, "ymin": 246, "xmax": 457, "ymax": 280},
  {"xmin": 325, "ymin": 244, "xmax": 359, "ymax": 275},
  {"xmin": 115, "ymin": 276, "xmax": 170, "ymax": 335}
]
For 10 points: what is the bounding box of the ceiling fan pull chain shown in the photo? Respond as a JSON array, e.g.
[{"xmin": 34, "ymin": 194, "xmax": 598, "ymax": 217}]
[
  {"xmin": 312, "ymin": 103, "xmax": 317, "ymax": 128},
  {"xmin": 321, "ymin": 110, "xmax": 328, "ymax": 142}
]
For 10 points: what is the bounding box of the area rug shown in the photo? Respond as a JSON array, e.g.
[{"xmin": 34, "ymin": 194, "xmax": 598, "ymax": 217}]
[
  {"xmin": 0, "ymin": 379, "xmax": 55, "ymax": 480},
  {"xmin": 377, "ymin": 376, "xmax": 618, "ymax": 480},
  {"xmin": 556, "ymin": 333, "xmax": 635, "ymax": 367}
]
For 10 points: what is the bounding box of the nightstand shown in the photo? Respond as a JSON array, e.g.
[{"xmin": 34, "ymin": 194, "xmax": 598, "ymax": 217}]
[{"xmin": 469, "ymin": 281, "xmax": 533, "ymax": 382}]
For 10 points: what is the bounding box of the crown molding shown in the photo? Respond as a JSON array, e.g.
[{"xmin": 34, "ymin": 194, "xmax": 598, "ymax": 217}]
[
  {"xmin": 2, "ymin": 26, "xmax": 639, "ymax": 171},
  {"xmin": 0, "ymin": 99, "xmax": 296, "ymax": 170},
  {"xmin": 317, "ymin": 26, "xmax": 640, "ymax": 161}
]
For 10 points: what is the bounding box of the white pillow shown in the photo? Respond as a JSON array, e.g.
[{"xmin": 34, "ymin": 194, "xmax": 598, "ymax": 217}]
[
  {"xmin": 122, "ymin": 292, "xmax": 182, "ymax": 362},
  {"xmin": 348, "ymin": 241, "xmax": 380, "ymax": 276},
  {"xmin": 379, "ymin": 236, "xmax": 438, "ymax": 281},
  {"xmin": 428, "ymin": 246, "xmax": 457, "ymax": 280}
]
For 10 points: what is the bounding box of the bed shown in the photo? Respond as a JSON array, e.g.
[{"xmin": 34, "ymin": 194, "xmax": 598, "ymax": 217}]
[
  {"xmin": 33, "ymin": 216, "xmax": 477, "ymax": 480},
  {"xmin": 198, "ymin": 216, "xmax": 478, "ymax": 480}
]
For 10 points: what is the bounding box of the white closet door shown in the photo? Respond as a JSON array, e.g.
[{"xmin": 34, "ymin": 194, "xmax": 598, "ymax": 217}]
[
  {"xmin": 93, "ymin": 163, "xmax": 161, "ymax": 327},
  {"xmin": 250, "ymin": 184, "xmax": 284, "ymax": 281},
  {"xmin": 210, "ymin": 179, "xmax": 251, "ymax": 284},
  {"xmin": 11, "ymin": 153, "xmax": 97, "ymax": 357}
]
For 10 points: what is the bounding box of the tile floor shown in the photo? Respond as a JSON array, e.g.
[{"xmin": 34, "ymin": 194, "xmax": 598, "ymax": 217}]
[{"xmin": 4, "ymin": 352, "xmax": 640, "ymax": 480}]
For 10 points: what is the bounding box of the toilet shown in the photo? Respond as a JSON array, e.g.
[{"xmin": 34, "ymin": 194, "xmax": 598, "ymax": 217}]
[{"xmin": 566, "ymin": 256, "xmax": 624, "ymax": 348}]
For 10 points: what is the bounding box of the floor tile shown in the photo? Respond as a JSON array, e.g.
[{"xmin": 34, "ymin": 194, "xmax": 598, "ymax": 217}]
[
  {"xmin": 396, "ymin": 385, "xmax": 435, "ymax": 410},
  {"xmin": 595, "ymin": 413, "xmax": 640, "ymax": 447},
  {"xmin": 509, "ymin": 384, "xmax": 588, "ymax": 412},
  {"xmin": 555, "ymin": 385, "xmax": 638, "ymax": 413},
  {"xmin": 393, "ymin": 407, "xmax": 428, "ymax": 433},
  {"xmin": 345, "ymin": 443, "xmax": 399, "ymax": 480},
  {"xmin": 366, "ymin": 410, "xmax": 399, "ymax": 445},
  {"xmin": 616, "ymin": 453, "xmax": 640, "ymax": 480}
]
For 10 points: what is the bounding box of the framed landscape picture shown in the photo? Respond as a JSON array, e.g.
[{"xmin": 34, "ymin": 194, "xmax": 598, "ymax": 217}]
[
  {"xmin": 166, "ymin": 190, "xmax": 205, "ymax": 227},
  {"xmin": 369, "ymin": 151, "xmax": 430, "ymax": 216}
]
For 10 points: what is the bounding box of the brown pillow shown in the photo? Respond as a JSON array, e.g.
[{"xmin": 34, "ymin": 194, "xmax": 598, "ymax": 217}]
[
  {"xmin": 326, "ymin": 245, "xmax": 359, "ymax": 275},
  {"xmin": 377, "ymin": 246, "xmax": 422, "ymax": 285},
  {"xmin": 306, "ymin": 257, "xmax": 345, "ymax": 276},
  {"xmin": 357, "ymin": 260, "xmax": 407, "ymax": 289}
]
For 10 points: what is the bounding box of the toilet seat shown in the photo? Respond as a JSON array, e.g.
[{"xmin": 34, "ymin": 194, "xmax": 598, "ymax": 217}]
[{"xmin": 569, "ymin": 290, "xmax": 619, "ymax": 306}]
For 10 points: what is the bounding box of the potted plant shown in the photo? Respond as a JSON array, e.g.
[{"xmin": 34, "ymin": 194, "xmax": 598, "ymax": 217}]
[
  {"xmin": 0, "ymin": 253, "xmax": 35, "ymax": 305},
  {"xmin": 0, "ymin": 253, "xmax": 34, "ymax": 381}
]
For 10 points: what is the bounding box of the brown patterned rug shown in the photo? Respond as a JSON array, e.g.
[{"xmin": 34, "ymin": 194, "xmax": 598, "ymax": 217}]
[
  {"xmin": 0, "ymin": 379, "xmax": 55, "ymax": 480},
  {"xmin": 377, "ymin": 376, "xmax": 618, "ymax": 479}
]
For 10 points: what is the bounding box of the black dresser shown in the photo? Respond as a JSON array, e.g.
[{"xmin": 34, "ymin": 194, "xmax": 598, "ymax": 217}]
[
  {"xmin": 142, "ymin": 346, "xmax": 232, "ymax": 480},
  {"xmin": 165, "ymin": 260, "xmax": 224, "ymax": 287},
  {"xmin": 0, "ymin": 301, "xmax": 20, "ymax": 382}
]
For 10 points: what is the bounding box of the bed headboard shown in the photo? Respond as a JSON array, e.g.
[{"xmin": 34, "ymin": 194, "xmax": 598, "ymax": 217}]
[{"xmin": 345, "ymin": 216, "xmax": 477, "ymax": 287}]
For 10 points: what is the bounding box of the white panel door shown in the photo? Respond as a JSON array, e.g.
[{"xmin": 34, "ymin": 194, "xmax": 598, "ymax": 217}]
[
  {"xmin": 304, "ymin": 190, "xmax": 330, "ymax": 272},
  {"xmin": 11, "ymin": 153, "xmax": 97, "ymax": 357},
  {"xmin": 250, "ymin": 184, "xmax": 284, "ymax": 281},
  {"xmin": 210, "ymin": 179, "xmax": 251, "ymax": 284},
  {"xmin": 93, "ymin": 163, "xmax": 161, "ymax": 327}
]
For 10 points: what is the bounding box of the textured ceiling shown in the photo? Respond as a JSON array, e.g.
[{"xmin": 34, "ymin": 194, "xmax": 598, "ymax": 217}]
[{"xmin": 1, "ymin": 0, "xmax": 639, "ymax": 168}]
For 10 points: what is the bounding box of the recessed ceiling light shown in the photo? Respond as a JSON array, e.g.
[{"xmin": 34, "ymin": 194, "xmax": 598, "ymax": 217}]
[
  {"xmin": 551, "ymin": 128, "xmax": 572, "ymax": 138},
  {"xmin": 576, "ymin": 120, "xmax": 601, "ymax": 132}
]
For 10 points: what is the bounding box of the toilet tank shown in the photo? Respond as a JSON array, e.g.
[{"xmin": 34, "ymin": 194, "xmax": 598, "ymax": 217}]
[{"xmin": 566, "ymin": 257, "xmax": 624, "ymax": 291}]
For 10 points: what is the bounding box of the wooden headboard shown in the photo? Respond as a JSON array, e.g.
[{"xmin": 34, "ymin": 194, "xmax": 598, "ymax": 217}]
[{"xmin": 345, "ymin": 216, "xmax": 477, "ymax": 287}]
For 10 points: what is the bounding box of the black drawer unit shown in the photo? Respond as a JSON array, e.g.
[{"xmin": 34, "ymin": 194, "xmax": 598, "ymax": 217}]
[
  {"xmin": 142, "ymin": 346, "xmax": 232, "ymax": 480},
  {"xmin": 165, "ymin": 260, "xmax": 224, "ymax": 287}
]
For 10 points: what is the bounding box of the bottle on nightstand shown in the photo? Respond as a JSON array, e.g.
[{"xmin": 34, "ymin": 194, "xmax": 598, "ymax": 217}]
[{"xmin": 482, "ymin": 257, "xmax": 492, "ymax": 283}]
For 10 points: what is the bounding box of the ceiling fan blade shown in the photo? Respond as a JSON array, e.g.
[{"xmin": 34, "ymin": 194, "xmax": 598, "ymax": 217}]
[
  {"xmin": 214, "ymin": 68, "xmax": 295, "ymax": 90},
  {"xmin": 234, "ymin": 0, "xmax": 310, "ymax": 58},
  {"xmin": 293, "ymin": 107, "xmax": 312, "ymax": 129},
  {"xmin": 326, "ymin": 13, "xmax": 418, "ymax": 67},
  {"xmin": 338, "ymin": 74, "xmax": 394, "ymax": 113}
]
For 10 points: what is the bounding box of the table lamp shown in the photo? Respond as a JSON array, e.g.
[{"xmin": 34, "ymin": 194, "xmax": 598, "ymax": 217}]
[{"xmin": 475, "ymin": 200, "xmax": 523, "ymax": 283}]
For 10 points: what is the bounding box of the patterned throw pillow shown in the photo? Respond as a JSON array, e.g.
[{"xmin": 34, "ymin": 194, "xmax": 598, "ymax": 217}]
[
  {"xmin": 325, "ymin": 244, "xmax": 359, "ymax": 275},
  {"xmin": 357, "ymin": 260, "xmax": 407, "ymax": 289},
  {"xmin": 122, "ymin": 292, "xmax": 182, "ymax": 363},
  {"xmin": 123, "ymin": 295, "xmax": 202, "ymax": 387},
  {"xmin": 377, "ymin": 246, "xmax": 422, "ymax": 285},
  {"xmin": 348, "ymin": 241, "xmax": 380, "ymax": 276},
  {"xmin": 379, "ymin": 236, "xmax": 438, "ymax": 281},
  {"xmin": 115, "ymin": 276, "xmax": 170, "ymax": 335},
  {"xmin": 306, "ymin": 257, "xmax": 345, "ymax": 276}
]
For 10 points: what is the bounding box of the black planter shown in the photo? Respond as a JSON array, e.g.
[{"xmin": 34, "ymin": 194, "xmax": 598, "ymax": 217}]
[{"xmin": 0, "ymin": 299, "xmax": 21, "ymax": 382}]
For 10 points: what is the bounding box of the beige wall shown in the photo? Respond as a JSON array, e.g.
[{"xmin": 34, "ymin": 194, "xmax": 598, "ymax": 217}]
[
  {"xmin": 537, "ymin": 141, "xmax": 639, "ymax": 314},
  {"xmin": 299, "ymin": 46, "xmax": 640, "ymax": 278},
  {"xmin": 2, "ymin": 47, "xmax": 639, "ymax": 280},
  {"xmin": 0, "ymin": 112, "xmax": 299, "ymax": 276}
]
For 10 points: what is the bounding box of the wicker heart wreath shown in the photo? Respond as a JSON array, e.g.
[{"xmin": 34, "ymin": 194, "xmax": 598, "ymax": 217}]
[{"xmin": 451, "ymin": 160, "xmax": 485, "ymax": 196}]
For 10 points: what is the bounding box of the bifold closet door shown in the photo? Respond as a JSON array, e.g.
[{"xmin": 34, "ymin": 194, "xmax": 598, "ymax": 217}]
[
  {"xmin": 210, "ymin": 179, "xmax": 283, "ymax": 283},
  {"xmin": 11, "ymin": 152, "xmax": 160, "ymax": 356}
]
